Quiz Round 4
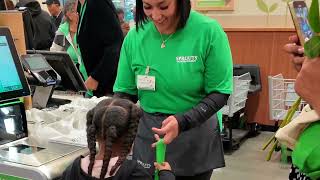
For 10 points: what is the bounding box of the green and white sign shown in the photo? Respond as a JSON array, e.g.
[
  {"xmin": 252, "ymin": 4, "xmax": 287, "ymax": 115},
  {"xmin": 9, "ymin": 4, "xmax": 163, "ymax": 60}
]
[
  {"xmin": 196, "ymin": 0, "xmax": 226, "ymax": 7},
  {"xmin": 0, "ymin": 173, "xmax": 29, "ymax": 180}
]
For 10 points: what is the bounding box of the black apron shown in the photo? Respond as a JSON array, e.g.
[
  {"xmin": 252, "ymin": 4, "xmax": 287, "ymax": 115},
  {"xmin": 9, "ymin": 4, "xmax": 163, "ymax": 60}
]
[{"xmin": 132, "ymin": 112, "xmax": 225, "ymax": 176}]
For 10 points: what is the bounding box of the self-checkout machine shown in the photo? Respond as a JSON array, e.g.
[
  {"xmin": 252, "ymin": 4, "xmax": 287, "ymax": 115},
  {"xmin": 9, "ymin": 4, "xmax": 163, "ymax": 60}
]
[{"xmin": 0, "ymin": 27, "xmax": 88, "ymax": 180}]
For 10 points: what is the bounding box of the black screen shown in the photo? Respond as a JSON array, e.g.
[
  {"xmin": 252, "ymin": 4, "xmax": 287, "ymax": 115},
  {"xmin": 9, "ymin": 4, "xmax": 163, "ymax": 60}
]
[
  {"xmin": 0, "ymin": 0, "xmax": 7, "ymax": 10},
  {"xmin": 0, "ymin": 103, "xmax": 27, "ymax": 145},
  {"xmin": 26, "ymin": 50, "xmax": 87, "ymax": 92},
  {"xmin": 24, "ymin": 56, "xmax": 51, "ymax": 71}
]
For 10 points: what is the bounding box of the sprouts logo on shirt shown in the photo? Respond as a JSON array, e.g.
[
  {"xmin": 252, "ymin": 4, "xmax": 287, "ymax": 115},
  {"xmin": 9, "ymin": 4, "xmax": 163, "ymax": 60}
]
[
  {"xmin": 176, "ymin": 56, "xmax": 198, "ymax": 63},
  {"xmin": 137, "ymin": 160, "xmax": 151, "ymax": 169}
]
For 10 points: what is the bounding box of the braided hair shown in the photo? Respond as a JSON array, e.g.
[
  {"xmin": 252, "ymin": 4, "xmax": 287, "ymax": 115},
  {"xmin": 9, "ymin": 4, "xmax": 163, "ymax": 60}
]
[{"xmin": 86, "ymin": 98, "xmax": 142, "ymax": 179}]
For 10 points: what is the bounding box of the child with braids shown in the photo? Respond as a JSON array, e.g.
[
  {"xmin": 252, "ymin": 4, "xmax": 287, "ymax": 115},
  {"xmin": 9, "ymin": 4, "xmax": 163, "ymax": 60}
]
[{"xmin": 62, "ymin": 98, "xmax": 175, "ymax": 180}]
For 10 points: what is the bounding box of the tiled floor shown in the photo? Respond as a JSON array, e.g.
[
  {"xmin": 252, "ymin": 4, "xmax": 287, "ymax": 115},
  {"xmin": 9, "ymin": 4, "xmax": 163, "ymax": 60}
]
[{"xmin": 211, "ymin": 132, "xmax": 290, "ymax": 180}]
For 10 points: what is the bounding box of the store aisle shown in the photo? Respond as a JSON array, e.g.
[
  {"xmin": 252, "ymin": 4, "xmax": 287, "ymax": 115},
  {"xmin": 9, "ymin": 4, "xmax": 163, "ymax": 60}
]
[{"xmin": 212, "ymin": 132, "xmax": 290, "ymax": 180}]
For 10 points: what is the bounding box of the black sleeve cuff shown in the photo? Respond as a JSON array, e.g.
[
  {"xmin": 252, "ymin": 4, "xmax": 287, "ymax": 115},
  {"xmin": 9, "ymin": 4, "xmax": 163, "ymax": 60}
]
[
  {"xmin": 174, "ymin": 92, "xmax": 229, "ymax": 132},
  {"xmin": 173, "ymin": 114, "xmax": 186, "ymax": 133},
  {"xmin": 159, "ymin": 170, "xmax": 175, "ymax": 180}
]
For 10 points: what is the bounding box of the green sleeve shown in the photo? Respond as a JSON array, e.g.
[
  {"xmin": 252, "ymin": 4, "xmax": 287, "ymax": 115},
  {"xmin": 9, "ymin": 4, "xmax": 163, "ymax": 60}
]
[
  {"xmin": 113, "ymin": 34, "xmax": 137, "ymax": 95},
  {"xmin": 204, "ymin": 21, "xmax": 233, "ymax": 94}
]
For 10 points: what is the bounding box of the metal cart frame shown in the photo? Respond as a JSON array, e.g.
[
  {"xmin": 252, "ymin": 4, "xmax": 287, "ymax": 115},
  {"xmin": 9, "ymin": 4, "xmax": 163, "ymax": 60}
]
[{"xmin": 221, "ymin": 72, "xmax": 251, "ymax": 150}]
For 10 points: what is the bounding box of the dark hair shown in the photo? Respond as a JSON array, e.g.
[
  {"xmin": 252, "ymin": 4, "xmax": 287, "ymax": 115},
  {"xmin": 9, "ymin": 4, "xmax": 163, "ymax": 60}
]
[
  {"xmin": 116, "ymin": 8, "xmax": 124, "ymax": 15},
  {"xmin": 45, "ymin": 0, "xmax": 60, "ymax": 6},
  {"xmin": 86, "ymin": 98, "xmax": 142, "ymax": 179},
  {"xmin": 135, "ymin": 0, "xmax": 191, "ymax": 31}
]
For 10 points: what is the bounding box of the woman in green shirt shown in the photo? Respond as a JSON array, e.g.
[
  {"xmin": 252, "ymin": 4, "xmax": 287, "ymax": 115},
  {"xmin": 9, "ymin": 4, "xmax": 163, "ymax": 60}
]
[
  {"xmin": 50, "ymin": 0, "xmax": 79, "ymax": 64},
  {"xmin": 113, "ymin": 0, "xmax": 233, "ymax": 179},
  {"xmin": 284, "ymin": 35, "xmax": 320, "ymax": 180},
  {"xmin": 50, "ymin": 0, "xmax": 91, "ymax": 92}
]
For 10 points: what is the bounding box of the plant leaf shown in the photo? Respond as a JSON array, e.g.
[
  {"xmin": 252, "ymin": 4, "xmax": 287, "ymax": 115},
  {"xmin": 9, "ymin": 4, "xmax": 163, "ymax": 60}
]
[
  {"xmin": 269, "ymin": 3, "xmax": 278, "ymax": 13},
  {"xmin": 256, "ymin": 0, "xmax": 269, "ymax": 13},
  {"xmin": 304, "ymin": 36, "xmax": 320, "ymax": 58},
  {"xmin": 309, "ymin": 0, "xmax": 320, "ymax": 33}
]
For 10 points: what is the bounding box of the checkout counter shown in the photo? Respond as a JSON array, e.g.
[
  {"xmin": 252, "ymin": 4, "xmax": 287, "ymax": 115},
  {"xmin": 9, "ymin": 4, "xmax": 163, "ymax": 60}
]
[{"xmin": 0, "ymin": 27, "xmax": 95, "ymax": 179}]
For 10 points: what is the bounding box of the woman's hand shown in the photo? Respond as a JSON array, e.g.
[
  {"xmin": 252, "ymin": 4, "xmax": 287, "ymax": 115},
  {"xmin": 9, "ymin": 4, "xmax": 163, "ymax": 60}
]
[
  {"xmin": 295, "ymin": 57, "xmax": 320, "ymax": 114},
  {"xmin": 154, "ymin": 162, "xmax": 172, "ymax": 171},
  {"xmin": 283, "ymin": 35, "xmax": 305, "ymax": 72},
  {"xmin": 85, "ymin": 76, "xmax": 99, "ymax": 91},
  {"xmin": 121, "ymin": 22, "xmax": 130, "ymax": 35},
  {"xmin": 152, "ymin": 116, "xmax": 179, "ymax": 145},
  {"xmin": 122, "ymin": 23, "xmax": 130, "ymax": 31}
]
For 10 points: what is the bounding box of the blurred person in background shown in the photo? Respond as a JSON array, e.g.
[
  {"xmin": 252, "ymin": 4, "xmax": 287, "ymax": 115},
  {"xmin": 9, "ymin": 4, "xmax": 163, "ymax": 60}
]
[
  {"xmin": 50, "ymin": 0, "xmax": 79, "ymax": 65},
  {"xmin": 116, "ymin": 8, "xmax": 130, "ymax": 37},
  {"xmin": 43, "ymin": 0, "xmax": 63, "ymax": 29},
  {"xmin": 5, "ymin": 0, "xmax": 14, "ymax": 9},
  {"xmin": 76, "ymin": 0, "xmax": 123, "ymax": 97},
  {"xmin": 16, "ymin": 0, "xmax": 56, "ymax": 50}
]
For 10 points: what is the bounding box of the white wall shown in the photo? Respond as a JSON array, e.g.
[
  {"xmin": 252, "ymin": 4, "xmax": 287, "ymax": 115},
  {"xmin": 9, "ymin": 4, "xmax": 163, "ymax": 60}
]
[
  {"xmin": 39, "ymin": 0, "xmax": 313, "ymax": 28},
  {"xmin": 198, "ymin": 0, "xmax": 312, "ymax": 28}
]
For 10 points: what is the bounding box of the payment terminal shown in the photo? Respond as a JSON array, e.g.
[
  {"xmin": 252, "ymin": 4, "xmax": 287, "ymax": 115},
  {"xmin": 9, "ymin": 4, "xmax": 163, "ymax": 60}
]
[{"xmin": 21, "ymin": 54, "xmax": 61, "ymax": 87}]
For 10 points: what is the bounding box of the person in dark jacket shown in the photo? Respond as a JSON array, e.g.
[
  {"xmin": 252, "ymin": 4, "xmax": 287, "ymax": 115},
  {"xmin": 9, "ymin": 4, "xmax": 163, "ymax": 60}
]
[
  {"xmin": 43, "ymin": 0, "xmax": 63, "ymax": 29},
  {"xmin": 16, "ymin": 0, "xmax": 55, "ymax": 50},
  {"xmin": 77, "ymin": 0, "xmax": 123, "ymax": 97},
  {"xmin": 61, "ymin": 98, "xmax": 174, "ymax": 180}
]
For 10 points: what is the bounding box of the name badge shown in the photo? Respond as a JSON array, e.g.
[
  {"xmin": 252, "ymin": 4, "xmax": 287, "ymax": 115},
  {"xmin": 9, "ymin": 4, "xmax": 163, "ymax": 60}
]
[{"xmin": 137, "ymin": 75, "xmax": 155, "ymax": 91}]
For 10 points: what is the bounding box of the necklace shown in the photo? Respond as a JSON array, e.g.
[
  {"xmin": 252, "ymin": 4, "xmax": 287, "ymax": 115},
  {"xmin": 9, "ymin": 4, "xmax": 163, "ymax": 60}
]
[{"xmin": 160, "ymin": 33, "xmax": 174, "ymax": 48}]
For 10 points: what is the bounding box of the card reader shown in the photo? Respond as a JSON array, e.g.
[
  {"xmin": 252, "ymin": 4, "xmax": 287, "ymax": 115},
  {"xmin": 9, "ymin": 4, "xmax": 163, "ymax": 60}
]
[{"xmin": 21, "ymin": 54, "xmax": 61, "ymax": 87}]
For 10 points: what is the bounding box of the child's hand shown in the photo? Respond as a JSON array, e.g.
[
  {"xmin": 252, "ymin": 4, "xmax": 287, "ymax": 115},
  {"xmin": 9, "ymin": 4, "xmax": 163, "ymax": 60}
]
[
  {"xmin": 152, "ymin": 134, "xmax": 171, "ymax": 171},
  {"xmin": 151, "ymin": 134, "xmax": 161, "ymax": 148},
  {"xmin": 154, "ymin": 162, "xmax": 171, "ymax": 171}
]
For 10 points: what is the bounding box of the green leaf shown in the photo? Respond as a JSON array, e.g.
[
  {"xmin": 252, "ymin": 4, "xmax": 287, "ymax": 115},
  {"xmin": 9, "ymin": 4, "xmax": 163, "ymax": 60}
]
[
  {"xmin": 304, "ymin": 36, "xmax": 320, "ymax": 58},
  {"xmin": 269, "ymin": 3, "xmax": 278, "ymax": 13},
  {"xmin": 256, "ymin": 0, "xmax": 269, "ymax": 13},
  {"xmin": 309, "ymin": 0, "xmax": 320, "ymax": 33}
]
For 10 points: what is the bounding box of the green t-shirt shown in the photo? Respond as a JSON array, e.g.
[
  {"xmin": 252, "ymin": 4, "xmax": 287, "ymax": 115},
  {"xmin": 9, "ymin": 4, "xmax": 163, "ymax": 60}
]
[
  {"xmin": 292, "ymin": 121, "xmax": 320, "ymax": 180},
  {"xmin": 58, "ymin": 22, "xmax": 79, "ymax": 64},
  {"xmin": 113, "ymin": 11, "xmax": 233, "ymax": 114}
]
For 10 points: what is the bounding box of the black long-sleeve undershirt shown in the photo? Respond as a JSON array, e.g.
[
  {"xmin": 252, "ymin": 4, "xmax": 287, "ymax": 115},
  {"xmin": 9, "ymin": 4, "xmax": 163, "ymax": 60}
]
[
  {"xmin": 174, "ymin": 92, "xmax": 229, "ymax": 132},
  {"xmin": 113, "ymin": 92, "xmax": 229, "ymax": 132}
]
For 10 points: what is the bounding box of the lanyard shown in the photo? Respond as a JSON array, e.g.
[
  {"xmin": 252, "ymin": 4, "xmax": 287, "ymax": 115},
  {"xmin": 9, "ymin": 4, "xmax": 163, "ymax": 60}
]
[{"xmin": 77, "ymin": 0, "xmax": 87, "ymax": 36}]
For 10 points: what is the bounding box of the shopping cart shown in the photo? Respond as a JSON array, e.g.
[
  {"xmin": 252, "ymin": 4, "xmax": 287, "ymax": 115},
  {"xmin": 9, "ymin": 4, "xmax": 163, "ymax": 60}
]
[
  {"xmin": 221, "ymin": 72, "xmax": 251, "ymax": 150},
  {"xmin": 268, "ymin": 74, "xmax": 307, "ymax": 122}
]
